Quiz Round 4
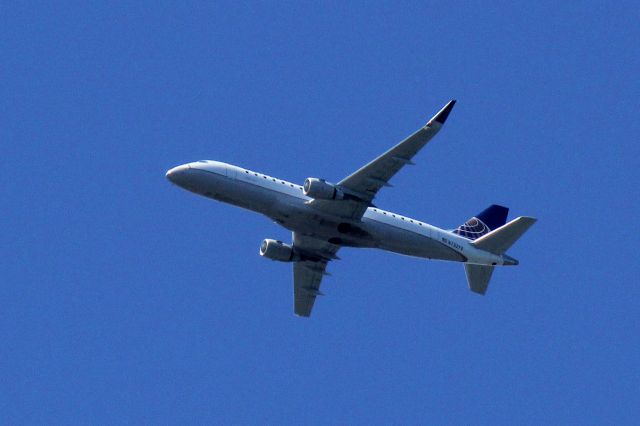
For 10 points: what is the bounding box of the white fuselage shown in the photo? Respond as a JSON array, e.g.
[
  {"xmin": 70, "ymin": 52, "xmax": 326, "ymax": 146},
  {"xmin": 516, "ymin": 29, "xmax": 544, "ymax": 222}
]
[{"xmin": 167, "ymin": 161, "xmax": 508, "ymax": 266}]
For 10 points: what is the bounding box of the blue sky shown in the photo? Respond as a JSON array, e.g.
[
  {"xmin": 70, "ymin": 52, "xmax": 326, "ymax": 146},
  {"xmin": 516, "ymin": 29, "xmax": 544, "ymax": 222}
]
[{"xmin": 2, "ymin": 2, "xmax": 639, "ymax": 424}]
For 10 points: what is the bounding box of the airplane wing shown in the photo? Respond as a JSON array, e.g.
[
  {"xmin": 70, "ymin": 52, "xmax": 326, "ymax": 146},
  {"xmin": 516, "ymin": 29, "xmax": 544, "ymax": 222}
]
[
  {"xmin": 292, "ymin": 233, "xmax": 340, "ymax": 317},
  {"xmin": 308, "ymin": 100, "xmax": 456, "ymax": 219}
]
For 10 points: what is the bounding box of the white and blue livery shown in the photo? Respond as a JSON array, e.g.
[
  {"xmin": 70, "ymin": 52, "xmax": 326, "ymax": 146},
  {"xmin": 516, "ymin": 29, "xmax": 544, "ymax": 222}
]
[{"xmin": 167, "ymin": 100, "xmax": 536, "ymax": 317}]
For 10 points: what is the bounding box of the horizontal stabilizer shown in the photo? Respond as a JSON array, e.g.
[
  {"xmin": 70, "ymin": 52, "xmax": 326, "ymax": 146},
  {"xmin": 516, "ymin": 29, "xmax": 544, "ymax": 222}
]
[
  {"xmin": 472, "ymin": 216, "xmax": 537, "ymax": 255},
  {"xmin": 465, "ymin": 264, "xmax": 494, "ymax": 295}
]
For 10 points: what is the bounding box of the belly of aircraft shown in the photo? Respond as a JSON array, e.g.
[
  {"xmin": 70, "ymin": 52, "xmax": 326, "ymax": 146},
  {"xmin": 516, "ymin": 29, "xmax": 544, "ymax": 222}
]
[
  {"xmin": 191, "ymin": 172, "xmax": 464, "ymax": 262},
  {"xmin": 272, "ymin": 205, "xmax": 464, "ymax": 262}
]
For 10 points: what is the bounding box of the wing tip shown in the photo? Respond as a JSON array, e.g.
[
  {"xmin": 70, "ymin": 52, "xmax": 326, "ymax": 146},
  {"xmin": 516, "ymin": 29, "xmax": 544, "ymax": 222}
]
[{"xmin": 432, "ymin": 99, "xmax": 456, "ymax": 125}]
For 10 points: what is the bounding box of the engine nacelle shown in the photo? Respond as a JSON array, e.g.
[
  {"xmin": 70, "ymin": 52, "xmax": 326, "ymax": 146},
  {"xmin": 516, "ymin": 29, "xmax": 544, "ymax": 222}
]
[
  {"xmin": 259, "ymin": 239, "xmax": 296, "ymax": 262},
  {"xmin": 303, "ymin": 178, "xmax": 344, "ymax": 200}
]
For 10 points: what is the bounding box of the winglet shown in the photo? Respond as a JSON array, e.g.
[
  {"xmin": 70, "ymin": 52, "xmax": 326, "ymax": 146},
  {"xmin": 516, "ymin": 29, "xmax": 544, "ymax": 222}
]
[{"xmin": 429, "ymin": 99, "xmax": 456, "ymax": 125}]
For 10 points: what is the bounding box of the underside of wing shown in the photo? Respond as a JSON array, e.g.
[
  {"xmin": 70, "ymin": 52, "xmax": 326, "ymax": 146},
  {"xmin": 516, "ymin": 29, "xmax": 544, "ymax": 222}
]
[
  {"xmin": 338, "ymin": 100, "xmax": 455, "ymax": 201},
  {"xmin": 293, "ymin": 261, "xmax": 328, "ymax": 317},
  {"xmin": 292, "ymin": 233, "xmax": 340, "ymax": 317},
  {"xmin": 307, "ymin": 100, "xmax": 455, "ymax": 220}
]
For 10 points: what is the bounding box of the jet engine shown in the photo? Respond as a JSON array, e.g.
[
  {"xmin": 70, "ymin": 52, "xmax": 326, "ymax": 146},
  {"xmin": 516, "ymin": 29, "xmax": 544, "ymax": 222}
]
[
  {"xmin": 259, "ymin": 239, "xmax": 296, "ymax": 262},
  {"xmin": 303, "ymin": 178, "xmax": 344, "ymax": 200}
]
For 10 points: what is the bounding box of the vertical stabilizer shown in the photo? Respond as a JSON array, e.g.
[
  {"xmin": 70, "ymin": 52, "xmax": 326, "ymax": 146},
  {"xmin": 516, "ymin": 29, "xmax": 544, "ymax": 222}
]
[{"xmin": 453, "ymin": 205, "xmax": 509, "ymax": 240}]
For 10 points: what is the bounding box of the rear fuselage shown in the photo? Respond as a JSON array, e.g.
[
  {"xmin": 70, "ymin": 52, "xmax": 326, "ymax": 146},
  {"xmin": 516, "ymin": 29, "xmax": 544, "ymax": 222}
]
[{"xmin": 167, "ymin": 161, "xmax": 507, "ymax": 266}]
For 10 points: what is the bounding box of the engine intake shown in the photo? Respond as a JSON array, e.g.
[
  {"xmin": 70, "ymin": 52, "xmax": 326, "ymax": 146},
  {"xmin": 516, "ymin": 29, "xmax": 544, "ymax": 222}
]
[
  {"xmin": 303, "ymin": 178, "xmax": 344, "ymax": 200},
  {"xmin": 259, "ymin": 239, "xmax": 296, "ymax": 262}
]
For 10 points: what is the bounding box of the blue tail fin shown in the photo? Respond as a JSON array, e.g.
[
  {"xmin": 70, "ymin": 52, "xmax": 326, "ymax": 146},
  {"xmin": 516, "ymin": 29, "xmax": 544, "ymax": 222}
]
[{"xmin": 453, "ymin": 204, "xmax": 509, "ymax": 240}]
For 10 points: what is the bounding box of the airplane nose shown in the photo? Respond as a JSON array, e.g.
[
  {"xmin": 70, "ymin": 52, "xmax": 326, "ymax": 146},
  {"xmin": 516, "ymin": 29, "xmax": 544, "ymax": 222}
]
[{"xmin": 166, "ymin": 164, "xmax": 190, "ymax": 184}]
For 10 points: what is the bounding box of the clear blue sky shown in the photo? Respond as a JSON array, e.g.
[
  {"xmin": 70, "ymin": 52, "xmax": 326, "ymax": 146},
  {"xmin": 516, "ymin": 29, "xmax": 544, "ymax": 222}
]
[{"xmin": 2, "ymin": 2, "xmax": 639, "ymax": 424}]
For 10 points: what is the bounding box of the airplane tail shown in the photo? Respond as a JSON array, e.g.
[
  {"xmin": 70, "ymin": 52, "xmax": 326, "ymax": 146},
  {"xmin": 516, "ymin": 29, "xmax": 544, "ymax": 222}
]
[
  {"xmin": 464, "ymin": 215, "xmax": 537, "ymax": 295},
  {"xmin": 464, "ymin": 264, "xmax": 495, "ymax": 295},
  {"xmin": 472, "ymin": 216, "xmax": 537, "ymax": 255},
  {"xmin": 453, "ymin": 204, "xmax": 509, "ymax": 240}
]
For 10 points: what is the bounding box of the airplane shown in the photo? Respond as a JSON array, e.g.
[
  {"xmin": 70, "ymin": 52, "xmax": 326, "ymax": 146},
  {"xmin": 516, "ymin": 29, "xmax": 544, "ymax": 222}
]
[{"xmin": 166, "ymin": 100, "xmax": 536, "ymax": 317}]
